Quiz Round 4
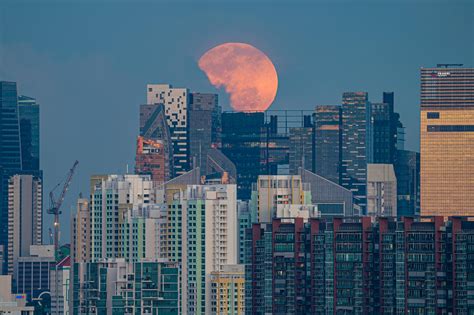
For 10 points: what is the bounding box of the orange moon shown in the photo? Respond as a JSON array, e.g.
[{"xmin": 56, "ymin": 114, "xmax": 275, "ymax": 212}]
[{"xmin": 198, "ymin": 42, "xmax": 278, "ymax": 112}]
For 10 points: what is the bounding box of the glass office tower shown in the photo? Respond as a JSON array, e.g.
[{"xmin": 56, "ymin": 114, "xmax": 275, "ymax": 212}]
[
  {"xmin": 341, "ymin": 92, "xmax": 371, "ymax": 213},
  {"xmin": 0, "ymin": 81, "xmax": 22, "ymax": 274},
  {"xmin": 420, "ymin": 66, "xmax": 474, "ymax": 216},
  {"xmin": 18, "ymin": 96, "xmax": 40, "ymax": 172}
]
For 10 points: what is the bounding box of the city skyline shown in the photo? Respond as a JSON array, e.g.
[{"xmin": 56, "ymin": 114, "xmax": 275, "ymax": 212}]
[
  {"xmin": 1, "ymin": 2, "xmax": 474, "ymax": 313},
  {"xmin": 1, "ymin": 1, "xmax": 473, "ymax": 243}
]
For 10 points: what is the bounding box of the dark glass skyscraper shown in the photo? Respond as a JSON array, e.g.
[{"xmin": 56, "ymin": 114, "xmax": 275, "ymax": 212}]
[
  {"xmin": 341, "ymin": 92, "xmax": 371, "ymax": 212},
  {"xmin": 188, "ymin": 93, "xmax": 220, "ymax": 171},
  {"xmin": 371, "ymin": 102, "xmax": 392, "ymax": 163},
  {"xmin": 0, "ymin": 81, "xmax": 22, "ymax": 274},
  {"xmin": 18, "ymin": 96, "xmax": 40, "ymax": 171},
  {"xmin": 221, "ymin": 112, "xmax": 264, "ymax": 199},
  {"xmin": 313, "ymin": 105, "xmax": 342, "ymax": 184},
  {"xmin": 394, "ymin": 150, "xmax": 420, "ymax": 217}
]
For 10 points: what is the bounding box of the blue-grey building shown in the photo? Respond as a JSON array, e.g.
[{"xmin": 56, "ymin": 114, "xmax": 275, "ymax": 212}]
[
  {"xmin": 18, "ymin": 96, "xmax": 40, "ymax": 172},
  {"xmin": 394, "ymin": 149, "xmax": 420, "ymax": 217},
  {"xmin": 0, "ymin": 81, "xmax": 22, "ymax": 274},
  {"xmin": 313, "ymin": 105, "xmax": 342, "ymax": 184},
  {"xmin": 341, "ymin": 92, "xmax": 371, "ymax": 213}
]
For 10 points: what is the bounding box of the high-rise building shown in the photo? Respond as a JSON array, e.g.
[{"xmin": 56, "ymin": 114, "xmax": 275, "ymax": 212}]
[
  {"xmin": 147, "ymin": 84, "xmax": 190, "ymax": 176},
  {"xmin": 71, "ymin": 198, "xmax": 90, "ymax": 263},
  {"xmin": 394, "ymin": 150, "xmax": 420, "ymax": 217},
  {"xmin": 7, "ymin": 175, "xmax": 42, "ymax": 278},
  {"xmin": 221, "ymin": 112, "xmax": 265, "ymax": 200},
  {"xmin": 288, "ymin": 126, "xmax": 313, "ymax": 175},
  {"xmin": 210, "ymin": 264, "xmax": 245, "ymax": 315},
  {"xmin": 420, "ymin": 66, "xmax": 474, "ymax": 216},
  {"xmin": 249, "ymin": 175, "xmax": 312, "ymax": 223},
  {"xmin": 18, "ymin": 96, "xmax": 40, "ymax": 172},
  {"xmin": 313, "ymin": 105, "xmax": 342, "ymax": 184},
  {"xmin": 71, "ymin": 259, "xmax": 180, "ymax": 315},
  {"xmin": 371, "ymin": 102, "xmax": 392, "ymax": 163},
  {"xmin": 139, "ymin": 103, "xmax": 173, "ymax": 177},
  {"xmin": 366, "ymin": 164, "xmax": 397, "ymax": 218},
  {"xmin": 246, "ymin": 216, "xmax": 474, "ymax": 315},
  {"xmin": 341, "ymin": 92, "xmax": 371, "ymax": 213},
  {"xmin": 164, "ymin": 178, "xmax": 239, "ymax": 314},
  {"xmin": 87, "ymin": 174, "xmax": 165, "ymax": 262},
  {"xmin": 135, "ymin": 136, "xmax": 170, "ymax": 183},
  {"xmin": 0, "ymin": 81, "xmax": 22, "ymax": 274},
  {"xmin": 188, "ymin": 92, "xmax": 220, "ymax": 171},
  {"xmin": 50, "ymin": 255, "xmax": 70, "ymax": 315}
]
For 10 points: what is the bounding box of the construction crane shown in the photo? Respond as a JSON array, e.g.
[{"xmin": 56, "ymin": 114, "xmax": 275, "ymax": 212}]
[{"xmin": 47, "ymin": 160, "xmax": 79, "ymax": 252}]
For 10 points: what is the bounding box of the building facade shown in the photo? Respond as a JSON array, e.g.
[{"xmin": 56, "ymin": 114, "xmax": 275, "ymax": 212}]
[
  {"xmin": 245, "ymin": 216, "xmax": 474, "ymax": 315},
  {"xmin": 394, "ymin": 150, "xmax": 420, "ymax": 217},
  {"xmin": 313, "ymin": 105, "xmax": 342, "ymax": 184},
  {"xmin": 289, "ymin": 127, "xmax": 313, "ymax": 175},
  {"xmin": 135, "ymin": 136, "xmax": 170, "ymax": 183},
  {"xmin": 366, "ymin": 164, "xmax": 397, "ymax": 219},
  {"xmin": 7, "ymin": 175, "xmax": 42, "ymax": 278},
  {"xmin": 18, "ymin": 95, "xmax": 40, "ymax": 172},
  {"xmin": 341, "ymin": 92, "xmax": 371, "ymax": 213},
  {"xmin": 15, "ymin": 245, "xmax": 55, "ymax": 308},
  {"xmin": 210, "ymin": 264, "xmax": 245, "ymax": 315},
  {"xmin": 420, "ymin": 66, "xmax": 474, "ymax": 216},
  {"xmin": 188, "ymin": 92, "xmax": 220, "ymax": 171},
  {"xmin": 71, "ymin": 260, "xmax": 180, "ymax": 315},
  {"xmin": 221, "ymin": 112, "xmax": 265, "ymax": 200},
  {"xmin": 250, "ymin": 175, "xmax": 312, "ymax": 223},
  {"xmin": 147, "ymin": 84, "xmax": 190, "ymax": 176},
  {"xmin": 86, "ymin": 175, "xmax": 165, "ymax": 262},
  {"xmin": 0, "ymin": 81, "xmax": 22, "ymax": 274}
]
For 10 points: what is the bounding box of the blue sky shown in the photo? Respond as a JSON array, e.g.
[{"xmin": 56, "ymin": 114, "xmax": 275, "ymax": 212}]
[{"xmin": 1, "ymin": 0, "xmax": 473, "ymax": 242}]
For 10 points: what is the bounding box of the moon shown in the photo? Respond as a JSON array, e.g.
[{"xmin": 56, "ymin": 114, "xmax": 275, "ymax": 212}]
[{"xmin": 198, "ymin": 42, "xmax": 278, "ymax": 112}]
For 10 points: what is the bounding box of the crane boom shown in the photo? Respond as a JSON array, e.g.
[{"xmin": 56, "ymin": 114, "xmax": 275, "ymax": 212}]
[{"xmin": 48, "ymin": 160, "xmax": 79, "ymax": 252}]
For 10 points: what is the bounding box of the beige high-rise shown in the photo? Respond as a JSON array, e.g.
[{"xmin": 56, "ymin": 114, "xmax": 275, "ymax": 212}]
[{"xmin": 420, "ymin": 66, "xmax": 474, "ymax": 217}]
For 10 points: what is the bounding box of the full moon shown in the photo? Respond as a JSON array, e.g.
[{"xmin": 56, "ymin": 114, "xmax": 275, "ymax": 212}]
[{"xmin": 198, "ymin": 42, "xmax": 278, "ymax": 112}]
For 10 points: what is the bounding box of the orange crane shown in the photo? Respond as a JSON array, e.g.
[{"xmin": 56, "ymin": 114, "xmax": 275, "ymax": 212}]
[{"xmin": 47, "ymin": 160, "xmax": 79, "ymax": 252}]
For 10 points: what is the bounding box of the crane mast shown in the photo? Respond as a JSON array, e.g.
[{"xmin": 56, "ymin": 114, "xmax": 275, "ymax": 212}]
[{"xmin": 47, "ymin": 160, "xmax": 79, "ymax": 252}]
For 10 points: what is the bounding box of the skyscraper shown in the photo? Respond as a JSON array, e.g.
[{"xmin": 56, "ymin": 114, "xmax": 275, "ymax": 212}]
[
  {"xmin": 18, "ymin": 96, "xmax": 40, "ymax": 172},
  {"xmin": 288, "ymin": 126, "xmax": 313, "ymax": 175},
  {"xmin": 341, "ymin": 92, "xmax": 371, "ymax": 212},
  {"xmin": 139, "ymin": 103, "xmax": 173, "ymax": 177},
  {"xmin": 366, "ymin": 164, "xmax": 397, "ymax": 218},
  {"xmin": 313, "ymin": 105, "xmax": 341, "ymax": 184},
  {"xmin": 394, "ymin": 150, "xmax": 420, "ymax": 217},
  {"xmin": 188, "ymin": 92, "xmax": 220, "ymax": 171},
  {"xmin": 221, "ymin": 112, "xmax": 265, "ymax": 199},
  {"xmin": 7, "ymin": 175, "xmax": 42, "ymax": 278},
  {"xmin": 147, "ymin": 84, "xmax": 190, "ymax": 176},
  {"xmin": 0, "ymin": 81, "xmax": 22, "ymax": 274},
  {"xmin": 420, "ymin": 66, "xmax": 474, "ymax": 216},
  {"xmin": 165, "ymin": 180, "xmax": 238, "ymax": 314},
  {"xmin": 135, "ymin": 136, "xmax": 170, "ymax": 183},
  {"xmin": 371, "ymin": 102, "xmax": 392, "ymax": 163}
]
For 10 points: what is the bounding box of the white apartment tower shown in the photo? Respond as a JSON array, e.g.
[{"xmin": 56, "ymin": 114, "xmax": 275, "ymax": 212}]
[
  {"xmin": 87, "ymin": 174, "xmax": 165, "ymax": 262},
  {"xmin": 167, "ymin": 183, "xmax": 238, "ymax": 314}
]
